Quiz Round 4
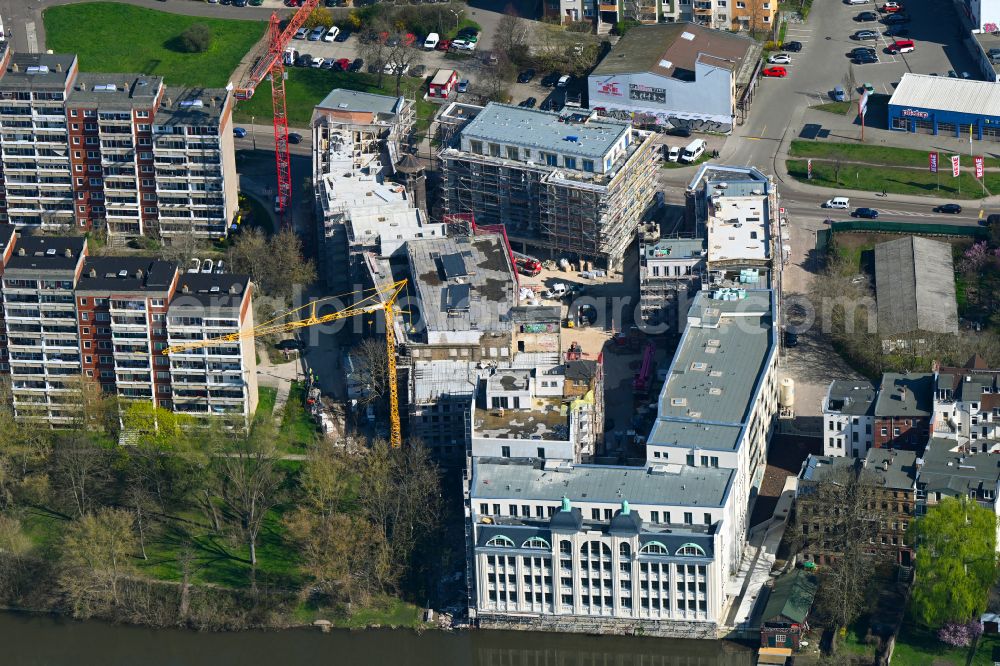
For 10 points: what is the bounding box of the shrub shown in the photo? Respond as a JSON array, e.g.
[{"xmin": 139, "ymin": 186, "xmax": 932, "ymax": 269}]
[
  {"xmin": 938, "ymin": 621, "xmax": 983, "ymax": 648},
  {"xmin": 179, "ymin": 23, "xmax": 212, "ymax": 53}
]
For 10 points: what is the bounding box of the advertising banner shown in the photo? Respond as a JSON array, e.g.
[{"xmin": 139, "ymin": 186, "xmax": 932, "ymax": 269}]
[
  {"xmin": 951, "ymin": 155, "xmax": 960, "ymax": 177},
  {"xmin": 928, "ymin": 152, "xmax": 938, "ymax": 173}
]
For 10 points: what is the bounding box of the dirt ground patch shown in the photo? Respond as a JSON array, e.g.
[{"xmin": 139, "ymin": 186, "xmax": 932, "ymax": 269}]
[{"xmin": 752, "ymin": 434, "xmax": 822, "ymax": 526}]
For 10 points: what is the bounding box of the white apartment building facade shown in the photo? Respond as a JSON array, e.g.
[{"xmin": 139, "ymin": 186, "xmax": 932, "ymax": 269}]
[{"xmin": 822, "ymin": 380, "xmax": 877, "ymax": 457}]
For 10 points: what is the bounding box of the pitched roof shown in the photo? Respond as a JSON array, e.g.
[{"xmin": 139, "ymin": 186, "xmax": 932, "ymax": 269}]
[
  {"xmin": 762, "ymin": 570, "xmax": 818, "ymax": 624},
  {"xmin": 592, "ymin": 22, "xmax": 758, "ymax": 83},
  {"xmin": 874, "ymin": 236, "xmax": 958, "ymax": 336},
  {"xmin": 888, "ymin": 73, "xmax": 1000, "ymax": 118}
]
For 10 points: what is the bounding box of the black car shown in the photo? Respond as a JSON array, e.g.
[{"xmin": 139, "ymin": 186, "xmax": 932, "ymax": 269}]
[
  {"xmin": 325, "ymin": 0, "xmax": 337, "ymax": 5},
  {"xmin": 883, "ymin": 12, "xmax": 910, "ymax": 23},
  {"xmin": 349, "ymin": 58, "xmax": 363, "ymax": 72},
  {"xmin": 986, "ymin": 213, "xmax": 1000, "ymax": 226},
  {"xmin": 784, "ymin": 330, "xmax": 799, "ymax": 348},
  {"xmin": 885, "ymin": 25, "xmax": 909, "ymax": 36},
  {"xmin": 517, "ymin": 69, "xmax": 536, "ymax": 83},
  {"xmin": 784, "ymin": 41, "xmax": 803, "ymax": 52},
  {"xmin": 288, "ymin": 132, "xmax": 302, "ymax": 144},
  {"xmin": 856, "ymin": 10, "xmax": 878, "ymax": 20},
  {"xmin": 276, "ymin": 338, "xmax": 306, "ymax": 351},
  {"xmin": 851, "ymin": 207, "xmax": 879, "ymax": 219},
  {"xmin": 541, "ymin": 71, "xmax": 562, "ymax": 87},
  {"xmin": 518, "ymin": 97, "xmax": 537, "ymax": 108},
  {"xmin": 386, "ymin": 35, "xmax": 401, "ymax": 47},
  {"xmin": 295, "ymin": 54, "xmax": 313, "ymax": 67},
  {"xmin": 334, "ymin": 30, "xmax": 351, "ymax": 42},
  {"xmin": 850, "ymin": 47, "xmax": 876, "ymax": 57},
  {"xmin": 233, "ymin": 0, "xmax": 248, "ymax": 6},
  {"xmin": 934, "ymin": 203, "xmax": 963, "ymax": 214},
  {"xmin": 666, "ymin": 127, "xmax": 692, "ymax": 138},
  {"xmin": 855, "ymin": 53, "xmax": 879, "ymax": 64}
]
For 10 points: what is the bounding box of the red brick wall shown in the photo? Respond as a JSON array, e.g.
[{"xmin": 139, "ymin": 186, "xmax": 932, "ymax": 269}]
[{"xmin": 873, "ymin": 416, "xmax": 929, "ymax": 450}]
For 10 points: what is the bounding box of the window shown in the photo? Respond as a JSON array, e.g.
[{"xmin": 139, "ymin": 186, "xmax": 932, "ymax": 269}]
[
  {"xmin": 582, "ymin": 159, "xmax": 594, "ymax": 172},
  {"xmin": 880, "ymin": 427, "xmax": 888, "ymax": 436},
  {"xmin": 505, "ymin": 146, "xmax": 519, "ymax": 160},
  {"xmin": 640, "ymin": 542, "xmax": 669, "ymax": 555},
  {"xmin": 564, "ymin": 157, "xmax": 576, "ymax": 169},
  {"xmin": 470, "ymin": 140, "xmax": 483, "ymax": 154},
  {"xmin": 704, "ymin": 513, "xmax": 712, "ymax": 525},
  {"xmin": 591, "ymin": 508, "xmax": 600, "ymax": 520},
  {"xmin": 700, "ymin": 455, "xmax": 709, "ymax": 466},
  {"xmin": 485, "ymin": 535, "xmax": 516, "ymax": 548},
  {"xmin": 522, "ymin": 537, "xmax": 550, "ymax": 549},
  {"xmin": 501, "ymin": 445, "xmax": 511, "ymax": 458},
  {"xmin": 543, "ymin": 152, "xmax": 558, "ymax": 167},
  {"xmin": 489, "ymin": 143, "xmax": 501, "ymax": 157},
  {"xmin": 676, "ymin": 543, "xmax": 707, "ymax": 557},
  {"xmin": 684, "ymin": 512, "xmax": 693, "ymax": 524},
  {"xmin": 651, "ymin": 510, "xmax": 660, "ymax": 523}
]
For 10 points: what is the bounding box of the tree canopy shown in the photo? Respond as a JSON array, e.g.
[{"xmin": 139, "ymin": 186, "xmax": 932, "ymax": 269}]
[{"xmin": 911, "ymin": 496, "xmax": 998, "ymax": 626}]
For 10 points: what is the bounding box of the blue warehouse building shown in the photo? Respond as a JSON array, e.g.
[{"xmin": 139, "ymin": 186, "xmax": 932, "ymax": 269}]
[{"xmin": 887, "ymin": 73, "xmax": 1000, "ymax": 141}]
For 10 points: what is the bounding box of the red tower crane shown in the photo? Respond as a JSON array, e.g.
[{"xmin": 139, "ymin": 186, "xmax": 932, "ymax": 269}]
[{"xmin": 233, "ymin": 0, "xmax": 320, "ymax": 219}]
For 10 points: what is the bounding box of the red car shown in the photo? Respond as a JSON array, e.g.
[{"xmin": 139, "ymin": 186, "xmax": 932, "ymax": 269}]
[
  {"xmin": 402, "ymin": 33, "xmax": 417, "ymax": 47},
  {"xmin": 882, "ymin": 1, "xmax": 902, "ymax": 11},
  {"xmin": 378, "ymin": 31, "xmax": 389, "ymax": 44},
  {"xmin": 334, "ymin": 58, "xmax": 351, "ymax": 71},
  {"xmin": 436, "ymin": 38, "xmax": 451, "ymax": 51},
  {"xmin": 762, "ymin": 66, "xmax": 787, "ymax": 77}
]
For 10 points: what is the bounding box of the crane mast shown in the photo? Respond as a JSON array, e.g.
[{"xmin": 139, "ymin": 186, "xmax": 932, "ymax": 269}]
[{"xmin": 232, "ymin": 0, "xmax": 320, "ymax": 220}]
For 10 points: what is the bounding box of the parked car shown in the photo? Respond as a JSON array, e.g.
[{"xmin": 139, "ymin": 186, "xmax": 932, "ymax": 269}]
[
  {"xmin": 451, "ymin": 39, "xmax": 476, "ymax": 51},
  {"xmin": 334, "ymin": 30, "xmax": 351, "ymax": 42},
  {"xmin": 320, "ymin": 57, "xmax": 336, "ymax": 69},
  {"xmin": 518, "ymin": 97, "xmax": 537, "ymax": 108},
  {"xmin": 295, "ymin": 54, "xmax": 313, "ymax": 67},
  {"xmin": 310, "ymin": 55, "xmax": 324, "ymax": 68},
  {"xmin": 409, "ymin": 64, "xmax": 427, "ymax": 78},
  {"xmin": 349, "ymin": 58, "xmax": 363, "ymax": 72},
  {"xmin": 934, "ymin": 203, "xmax": 962, "ymax": 214},
  {"xmin": 768, "ymin": 53, "xmax": 791, "ymax": 64},
  {"xmin": 847, "ymin": 0, "xmax": 869, "ymax": 4},
  {"xmin": 888, "ymin": 38, "xmax": 914, "ymax": 53},
  {"xmin": 853, "ymin": 29, "xmax": 880, "ymax": 39},
  {"xmin": 423, "ymin": 32, "xmax": 440, "ymax": 49},
  {"xmin": 294, "ymin": 27, "xmax": 308, "ymax": 39},
  {"xmin": 541, "ymin": 71, "xmax": 562, "ymax": 87},
  {"xmin": 233, "ymin": 127, "xmax": 247, "ymax": 138},
  {"xmin": 517, "ymin": 69, "xmax": 536, "ymax": 83},
  {"xmin": 784, "ymin": 330, "xmax": 799, "ymax": 347},
  {"xmin": 666, "ymin": 126, "xmax": 692, "ymax": 137},
  {"xmin": 850, "ymin": 47, "xmax": 876, "ymax": 58},
  {"xmin": 436, "ymin": 38, "xmax": 451, "ymax": 51},
  {"xmin": 308, "ymin": 26, "xmax": 326, "ymax": 41},
  {"xmin": 885, "ymin": 25, "xmax": 910, "ymax": 36},
  {"xmin": 288, "ymin": 132, "xmax": 302, "ymax": 144},
  {"xmin": 862, "ymin": 82, "xmax": 875, "ymax": 93},
  {"xmin": 761, "ymin": 66, "xmax": 788, "ymax": 77},
  {"xmin": 851, "ymin": 207, "xmax": 879, "ymax": 219},
  {"xmin": 948, "ymin": 70, "xmax": 958, "ymax": 77},
  {"xmin": 334, "ymin": 58, "xmax": 351, "ymax": 71},
  {"xmin": 832, "ymin": 85, "xmax": 847, "ymax": 101},
  {"xmin": 824, "ymin": 197, "xmax": 850, "ymax": 209},
  {"xmin": 401, "ymin": 33, "xmax": 417, "ymax": 47},
  {"xmin": 882, "ymin": 12, "xmax": 910, "ymax": 23},
  {"xmin": 784, "ymin": 41, "xmax": 803, "ymax": 52},
  {"xmin": 856, "ymin": 10, "xmax": 878, "ymax": 20},
  {"xmin": 457, "ymin": 79, "xmax": 470, "ymax": 93},
  {"xmin": 882, "ymin": 1, "xmax": 902, "ymax": 10},
  {"xmin": 322, "ymin": 26, "xmax": 340, "ymax": 42},
  {"xmin": 854, "ymin": 52, "xmax": 879, "ymax": 64},
  {"xmin": 557, "ymin": 74, "xmax": 571, "ymax": 87}
]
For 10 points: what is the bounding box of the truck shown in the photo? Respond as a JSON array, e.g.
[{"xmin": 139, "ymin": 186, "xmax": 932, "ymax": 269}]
[{"xmin": 513, "ymin": 252, "xmax": 542, "ymax": 277}]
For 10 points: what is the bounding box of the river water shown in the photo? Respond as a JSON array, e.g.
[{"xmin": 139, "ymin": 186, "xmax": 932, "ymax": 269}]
[{"xmin": 2, "ymin": 612, "xmax": 755, "ymax": 666}]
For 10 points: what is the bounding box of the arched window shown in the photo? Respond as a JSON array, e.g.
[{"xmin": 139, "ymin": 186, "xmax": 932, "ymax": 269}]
[
  {"xmin": 619, "ymin": 542, "xmax": 631, "ymax": 558},
  {"xmin": 485, "ymin": 535, "xmax": 515, "ymax": 548},
  {"xmin": 675, "ymin": 543, "xmax": 707, "ymax": 557},
  {"xmin": 522, "ymin": 536, "xmax": 551, "ymax": 550},
  {"xmin": 640, "ymin": 541, "xmax": 669, "ymax": 555}
]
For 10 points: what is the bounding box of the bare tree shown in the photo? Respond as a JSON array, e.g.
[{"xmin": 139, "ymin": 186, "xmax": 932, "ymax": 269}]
[
  {"xmin": 494, "ymin": 6, "xmax": 530, "ymax": 66},
  {"xmin": 48, "ymin": 435, "xmax": 115, "ymax": 518},
  {"xmin": 842, "ymin": 66, "xmax": 857, "ymax": 102},
  {"xmin": 386, "ymin": 41, "xmax": 423, "ymax": 97},
  {"xmin": 351, "ymin": 337, "xmax": 392, "ymax": 405},
  {"xmin": 58, "ymin": 508, "xmax": 138, "ymax": 617},
  {"xmin": 481, "ymin": 52, "xmax": 516, "ymax": 103},
  {"xmin": 213, "ymin": 432, "xmax": 282, "ymax": 583},
  {"xmin": 226, "ymin": 227, "xmax": 316, "ymax": 301},
  {"xmin": 794, "ymin": 464, "xmax": 892, "ymax": 634},
  {"xmin": 358, "ymin": 20, "xmax": 392, "ymax": 88}
]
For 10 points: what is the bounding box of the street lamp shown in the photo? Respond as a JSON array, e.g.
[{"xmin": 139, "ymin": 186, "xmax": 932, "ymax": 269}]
[
  {"xmin": 251, "ymin": 116, "xmax": 256, "ymax": 150},
  {"xmin": 448, "ymin": 8, "xmax": 461, "ymax": 29}
]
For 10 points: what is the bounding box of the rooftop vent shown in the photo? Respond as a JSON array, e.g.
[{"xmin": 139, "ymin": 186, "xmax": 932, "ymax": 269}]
[
  {"xmin": 658, "ymin": 59, "xmax": 673, "ymax": 69},
  {"xmin": 118, "ymin": 270, "xmax": 127, "ymax": 278},
  {"xmin": 93, "ymin": 84, "xmax": 118, "ymax": 92},
  {"xmin": 45, "ymin": 248, "xmax": 56, "ymax": 256},
  {"xmin": 178, "ymin": 99, "xmax": 204, "ymax": 108},
  {"xmin": 681, "ymin": 31, "xmax": 696, "ymax": 40},
  {"xmin": 64, "ymin": 249, "xmax": 72, "ymax": 258},
  {"xmin": 691, "ymin": 362, "xmax": 707, "ymax": 371},
  {"xmin": 670, "ymin": 397, "xmax": 687, "ymax": 407},
  {"xmin": 25, "ymin": 65, "xmax": 50, "ymax": 75},
  {"xmin": 709, "ymin": 387, "xmax": 723, "ymax": 396},
  {"xmin": 210, "ymin": 286, "xmax": 220, "ymax": 293}
]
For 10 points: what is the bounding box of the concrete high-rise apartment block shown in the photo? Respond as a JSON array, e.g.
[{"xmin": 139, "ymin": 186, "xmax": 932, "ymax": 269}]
[
  {"xmin": 438, "ymin": 103, "xmax": 658, "ymax": 272},
  {"xmin": 0, "ymin": 227, "xmax": 257, "ymax": 425},
  {"xmin": 0, "ymin": 49, "xmax": 237, "ymax": 241}
]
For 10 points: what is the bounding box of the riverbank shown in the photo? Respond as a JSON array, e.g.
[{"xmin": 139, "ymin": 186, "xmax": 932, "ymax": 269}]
[{"xmin": 0, "ymin": 611, "xmax": 757, "ymax": 666}]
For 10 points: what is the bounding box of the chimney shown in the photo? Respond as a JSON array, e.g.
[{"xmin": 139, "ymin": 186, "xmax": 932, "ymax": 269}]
[
  {"xmin": 64, "ymin": 248, "xmax": 71, "ymax": 258},
  {"xmin": 11, "ymin": 63, "xmax": 18, "ymax": 72},
  {"xmin": 88, "ymin": 268, "xmax": 96, "ymax": 278},
  {"xmin": 17, "ymin": 248, "xmax": 24, "ymax": 256},
  {"xmin": 56, "ymin": 63, "xmax": 63, "ymax": 73},
  {"xmin": 181, "ymin": 284, "xmax": 189, "ymax": 294},
  {"xmin": 229, "ymin": 284, "xmax": 240, "ymax": 295},
  {"xmin": 882, "ymin": 460, "xmax": 889, "ymax": 472},
  {"xmin": 135, "ymin": 269, "xmax": 143, "ymax": 279}
]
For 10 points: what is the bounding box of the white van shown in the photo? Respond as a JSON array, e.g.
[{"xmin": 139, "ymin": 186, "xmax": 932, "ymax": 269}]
[
  {"xmin": 424, "ymin": 32, "xmax": 440, "ymax": 50},
  {"xmin": 680, "ymin": 139, "xmax": 706, "ymax": 163},
  {"xmin": 824, "ymin": 196, "xmax": 850, "ymax": 209}
]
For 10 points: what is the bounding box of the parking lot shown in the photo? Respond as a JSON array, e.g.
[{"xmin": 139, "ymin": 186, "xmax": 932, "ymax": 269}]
[{"xmin": 762, "ymin": 0, "xmax": 981, "ymax": 103}]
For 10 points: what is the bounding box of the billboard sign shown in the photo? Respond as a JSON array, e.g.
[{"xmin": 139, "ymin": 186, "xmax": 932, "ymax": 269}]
[
  {"xmin": 629, "ymin": 83, "xmax": 667, "ymax": 105},
  {"xmin": 929, "ymin": 152, "xmax": 938, "ymax": 173},
  {"xmin": 596, "ymin": 80, "xmax": 623, "ymax": 97}
]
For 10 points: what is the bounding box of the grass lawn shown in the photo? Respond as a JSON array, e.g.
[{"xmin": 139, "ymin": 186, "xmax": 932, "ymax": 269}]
[
  {"xmin": 892, "ymin": 620, "xmax": 970, "ymax": 666},
  {"xmin": 279, "ymin": 381, "xmax": 318, "ymax": 451},
  {"xmin": 333, "ymin": 596, "xmax": 425, "ymax": 628},
  {"xmin": 810, "ymin": 101, "xmax": 852, "ymax": 115},
  {"xmin": 233, "ymin": 68, "xmax": 436, "ymax": 129},
  {"xmin": 787, "ymin": 159, "xmax": 987, "ymax": 199},
  {"xmin": 445, "ymin": 18, "xmax": 482, "ymax": 40},
  {"xmin": 839, "ymin": 617, "xmax": 878, "ymax": 661},
  {"xmin": 789, "ymin": 140, "xmax": 1000, "ymax": 170},
  {"xmin": 43, "ymin": 2, "xmax": 265, "ymax": 87},
  {"xmin": 254, "ymin": 386, "xmax": 278, "ymax": 425},
  {"xmin": 662, "ymin": 152, "xmax": 712, "ymax": 169}
]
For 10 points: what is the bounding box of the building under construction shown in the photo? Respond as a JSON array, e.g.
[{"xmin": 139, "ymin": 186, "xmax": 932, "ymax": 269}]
[{"xmin": 437, "ymin": 103, "xmax": 658, "ymax": 272}]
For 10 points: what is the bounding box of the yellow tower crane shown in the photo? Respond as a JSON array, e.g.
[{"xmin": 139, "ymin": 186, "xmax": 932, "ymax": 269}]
[{"xmin": 162, "ymin": 280, "xmax": 408, "ymax": 449}]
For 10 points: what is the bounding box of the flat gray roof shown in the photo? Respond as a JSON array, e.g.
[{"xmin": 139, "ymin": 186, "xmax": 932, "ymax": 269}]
[
  {"xmin": 0, "ymin": 53, "xmax": 76, "ymax": 91},
  {"xmin": 407, "ymin": 233, "xmax": 516, "ymax": 335},
  {"xmin": 920, "ymin": 438, "xmax": 1000, "ymax": 496},
  {"xmin": 801, "ymin": 449, "xmax": 918, "ymax": 491},
  {"xmin": 471, "ymin": 458, "xmax": 734, "ymax": 508},
  {"xmin": 874, "ymin": 373, "xmax": 933, "ymax": 418},
  {"xmin": 67, "ymin": 73, "xmax": 162, "ymax": 109},
  {"xmin": 888, "ymin": 73, "xmax": 1000, "ymax": 117},
  {"xmin": 644, "ymin": 237, "xmax": 706, "ymax": 260},
  {"xmin": 875, "ymin": 236, "xmax": 958, "ymax": 336},
  {"xmin": 154, "ymin": 86, "xmax": 228, "ymax": 126},
  {"xmin": 648, "ymin": 289, "xmax": 775, "ymax": 451},
  {"xmin": 459, "ymin": 102, "xmax": 631, "ymax": 160},
  {"xmin": 826, "ymin": 380, "xmax": 877, "ymax": 416},
  {"xmin": 316, "ymin": 88, "xmax": 404, "ymax": 116}
]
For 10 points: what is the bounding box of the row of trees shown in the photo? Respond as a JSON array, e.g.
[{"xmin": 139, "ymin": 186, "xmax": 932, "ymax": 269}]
[{"xmin": 0, "ymin": 393, "xmax": 442, "ymax": 626}]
